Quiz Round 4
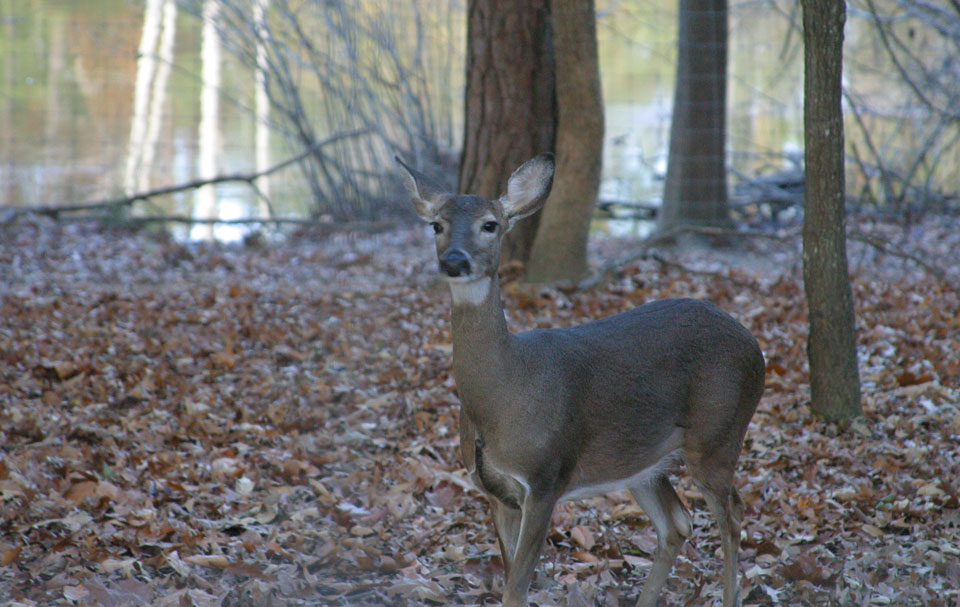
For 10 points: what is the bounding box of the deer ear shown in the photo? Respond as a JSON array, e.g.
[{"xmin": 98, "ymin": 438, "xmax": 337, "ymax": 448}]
[
  {"xmin": 396, "ymin": 156, "xmax": 448, "ymax": 220},
  {"xmin": 500, "ymin": 153, "xmax": 555, "ymax": 231}
]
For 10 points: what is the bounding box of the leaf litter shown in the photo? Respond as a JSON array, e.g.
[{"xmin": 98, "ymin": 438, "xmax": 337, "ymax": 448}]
[{"xmin": 0, "ymin": 215, "xmax": 958, "ymax": 606}]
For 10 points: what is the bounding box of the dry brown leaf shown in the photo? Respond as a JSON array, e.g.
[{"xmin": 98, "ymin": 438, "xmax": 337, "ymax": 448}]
[
  {"xmin": 65, "ymin": 480, "xmax": 99, "ymax": 503},
  {"xmin": 210, "ymin": 340, "xmax": 236, "ymax": 369},
  {"xmin": 183, "ymin": 554, "xmax": 231, "ymax": 569},
  {"xmin": 1, "ymin": 547, "xmax": 21, "ymax": 567},
  {"xmin": 571, "ymin": 525, "xmax": 596, "ymax": 551},
  {"xmin": 42, "ymin": 360, "xmax": 79, "ymax": 380}
]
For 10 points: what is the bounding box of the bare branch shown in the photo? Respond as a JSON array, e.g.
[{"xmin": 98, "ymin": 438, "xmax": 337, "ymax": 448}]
[
  {"xmin": 19, "ymin": 129, "xmax": 370, "ymax": 218},
  {"xmin": 578, "ymin": 223, "xmax": 955, "ymax": 290},
  {"xmin": 848, "ymin": 229, "xmax": 949, "ymax": 282},
  {"xmin": 58, "ymin": 215, "xmax": 399, "ymax": 235},
  {"xmin": 861, "ymin": 0, "xmax": 960, "ymax": 121}
]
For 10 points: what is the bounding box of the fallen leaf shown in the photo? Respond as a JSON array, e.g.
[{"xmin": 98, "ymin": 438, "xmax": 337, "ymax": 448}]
[
  {"xmin": 41, "ymin": 360, "xmax": 79, "ymax": 381},
  {"xmin": 780, "ymin": 553, "xmax": 836, "ymax": 586},
  {"xmin": 210, "ymin": 341, "xmax": 236, "ymax": 369},
  {"xmin": 183, "ymin": 554, "xmax": 231, "ymax": 569},
  {"xmin": 895, "ymin": 370, "xmax": 933, "ymax": 386},
  {"xmin": 1, "ymin": 546, "xmax": 21, "ymax": 566},
  {"xmin": 918, "ymin": 483, "xmax": 945, "ymax": 497},
  {"xmin": 63, "ymin": 585, "xmax": 89, "ymax": 601},
  {"xmin": 571, "ymin": 525, "xmax": 596, "ymax": 551},
  {"xmin": 572, "ymin": 550, "xmax": 599, "ymax": 564},
  {"xmin": 65, "ymin": 480, "xmax": 99, "ymax": 503}
]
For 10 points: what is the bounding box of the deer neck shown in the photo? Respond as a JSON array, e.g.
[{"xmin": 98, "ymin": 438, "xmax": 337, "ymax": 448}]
[{"xmin": 448, "ymin": 277, "xmax": 519, "ymax": 407}]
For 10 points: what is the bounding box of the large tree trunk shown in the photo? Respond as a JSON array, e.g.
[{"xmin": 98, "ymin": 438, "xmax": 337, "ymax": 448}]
[
  {"xmin": 526, "ymin": 0, "xmax": 604, "ymax": 283},
  {"xmin": 459, "ymin": 0, "xmax": 556, "ymax": 266},
  {"xmin": 801, "ymin": 0, "xmax": 862, "ymax": 421},
  {"xmin": 655, "ymin": 0, "xmax": 731, "ymax": 239}
]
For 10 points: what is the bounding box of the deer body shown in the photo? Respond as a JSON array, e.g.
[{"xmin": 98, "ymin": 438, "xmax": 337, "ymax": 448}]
[{"xmin": 398, "ymin": 154, "xmax": 764, "ymax": 607}]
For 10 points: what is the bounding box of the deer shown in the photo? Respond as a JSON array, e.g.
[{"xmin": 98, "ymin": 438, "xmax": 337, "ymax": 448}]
[{"xmin": 396, "ymin": 153, "xmax": 765, "ymax": 607}]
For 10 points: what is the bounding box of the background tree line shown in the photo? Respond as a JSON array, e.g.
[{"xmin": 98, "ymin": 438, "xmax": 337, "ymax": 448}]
[{"xmin": 174, "ymin": 0, "xmax": 960, "ymax": 421}]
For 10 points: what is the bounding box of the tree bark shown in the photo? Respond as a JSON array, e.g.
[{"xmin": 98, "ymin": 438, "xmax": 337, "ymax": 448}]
[
  {"xmin": 801, "ymin": 0, "xmax": 862, "ymax": 421},
  {"xmin": 655, "ymin": 0, "xmax": 731, "ymax": 239},
  {"xmin": 526, "ymin": 0, "xmax": 604, "ymax": 283},
  {"xmin": 459, "ymin": 0, "xmax": 556, "ymax": 266}
]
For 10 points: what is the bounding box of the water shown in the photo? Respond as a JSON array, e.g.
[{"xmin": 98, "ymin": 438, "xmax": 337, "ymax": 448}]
[{"xmin": 1, "ymin": 0, "xmax": 953, "ymax": 241}]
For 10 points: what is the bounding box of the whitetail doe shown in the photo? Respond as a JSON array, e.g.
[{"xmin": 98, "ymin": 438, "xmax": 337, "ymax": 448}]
[{"xmin": 397, "ymin": 154, "xmax": 764, "ymax": 607}]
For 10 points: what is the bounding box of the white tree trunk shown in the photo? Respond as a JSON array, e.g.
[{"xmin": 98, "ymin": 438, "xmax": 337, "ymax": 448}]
[
  {"xmin": 194, "ymin": 0, "xmax": 222, "ymax": 240},
  {"xmin": 124, "ymin": 0, "xmax": 164, "ymax": 195},
  {"xmin": 254, "ymin": 0, "xmax": 271, "ymax": 217},
  {"xmin": 139, "ymin": 0, "xmax": 177, "ymax": 193}
]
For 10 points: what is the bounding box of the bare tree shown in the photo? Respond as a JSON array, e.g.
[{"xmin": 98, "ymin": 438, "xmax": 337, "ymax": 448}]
[
  {"xmin": 196, "ymin": 0, "xmax": 464, "ymax": 220},
  {"xmin": 845, "ymin": 0, "xmax": 960, "ymax": 217},
  {"xmin": 802, "ymin": 0, "xmax": 861, "ymax": 421}
]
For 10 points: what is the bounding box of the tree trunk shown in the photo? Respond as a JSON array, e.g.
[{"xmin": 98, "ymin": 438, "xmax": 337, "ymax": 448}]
[
  {"xmin": 801, "ymin": 0, "xmax": 862, "ymax": 421},
  {"xmin": 195, "ymin": 0, "xmax": 222, "ymax": 241},
  {"xmin": 125, "ymin": 0, "xmax": 164, "ymax": 196},
  {"xmin": 655, "ymin": 0, "xmax": 731, "ymax": 239},
  {"xmin": 459, "ymin": 0, "xmax": 556, "ymax": 266},
  {"xmin": 140, "ymin": 0, "xmax": 177, "ymax": 193},
  {"xmin": 254, "ymin": 0, "xmax": 272, "ymax": 217},
  {"xmin": 526, "ymin": 0, "xmax": 604, "ymax": 283}
]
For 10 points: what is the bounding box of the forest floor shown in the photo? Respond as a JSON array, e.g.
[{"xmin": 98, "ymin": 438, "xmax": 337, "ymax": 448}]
[{"xmin": 1, "ymin": 215, "xmax": 959, "ymax": 607}]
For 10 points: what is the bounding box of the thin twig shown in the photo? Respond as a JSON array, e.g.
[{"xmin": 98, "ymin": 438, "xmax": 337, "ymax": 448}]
[
  {"xmin": 843, "ymin": 88, "xmax": 897, "ymax": 206},
  {"xmin": 648, "ymin": 253, "xmax": 755, "ymax": 289},
  {"xmin": 653, "ymin": 224, "xmax": 802, "ymax": 243},
  {"xmin": 862, "ymin": 0, "xmax": 960, "ymax": 120},
  {"xmin": 847, "ymin": 230, "xmax": 948, "ymax": 281}
]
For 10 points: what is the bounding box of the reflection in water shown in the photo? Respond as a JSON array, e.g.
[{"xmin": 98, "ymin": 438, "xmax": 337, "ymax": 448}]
[
  {"xmin": 254, "ymin": 0, "xmax": 271, "ymax": 217},
  {"xmin": 2, "ymin": 0, "xmax": 955, "ymax": 240},
  {"xmin": 3, "ymin": 0, "xmax": 803, "ymax": 226},
  {"xmin": 192, "ymin": 0, "xmax": 221, "ymax": 241},
  {"xmin": 139, "ymin": 0, "xmax": 177, "ymax": 194},
  {"xmin": 124, "ymin": 0, "xmax": 162, "ymax": 195}
]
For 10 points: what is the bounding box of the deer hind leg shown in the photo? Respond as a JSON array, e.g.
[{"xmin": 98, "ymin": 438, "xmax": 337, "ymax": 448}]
[
  {"xmin": 699, "ymin": 484, "xmax": 743, "ymax": 607},
  {"xmin": 686, "ymin": 455, "xmax": 744, "ymax": 607},
  {"xmin": 629, "ymin": 474, "xmax": 692, "ymax": 607}
]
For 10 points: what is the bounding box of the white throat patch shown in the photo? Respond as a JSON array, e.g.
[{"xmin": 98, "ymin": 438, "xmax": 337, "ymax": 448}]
[{"xmin": 448, "ymin": 277, "xmax": 491, "ymax": 306}]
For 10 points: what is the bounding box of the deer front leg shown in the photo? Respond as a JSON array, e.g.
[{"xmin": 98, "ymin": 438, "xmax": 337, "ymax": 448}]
[
  {"xmin": 492, "ymin": 499, "xmax": 522, "ymax": 579},
  {"xmin": 501, "ymin": 494, "xmax": 556, "ymax": 607}
]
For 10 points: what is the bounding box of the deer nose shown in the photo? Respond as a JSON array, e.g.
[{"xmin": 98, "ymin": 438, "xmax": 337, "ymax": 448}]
[{"xmin": 439, "ymin": 249, "xmax": 471, "ymax": 277}]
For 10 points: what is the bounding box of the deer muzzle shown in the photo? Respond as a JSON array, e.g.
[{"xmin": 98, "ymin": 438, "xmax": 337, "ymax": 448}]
[{"xmin": 439, "ymin": 249, "xmax": 472, "ymax": 278}]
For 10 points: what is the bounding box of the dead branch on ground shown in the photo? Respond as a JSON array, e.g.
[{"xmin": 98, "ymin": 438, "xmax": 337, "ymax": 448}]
[{"xmin": 578, "ymin": 223, "xmax": 954, "ymax": 291}]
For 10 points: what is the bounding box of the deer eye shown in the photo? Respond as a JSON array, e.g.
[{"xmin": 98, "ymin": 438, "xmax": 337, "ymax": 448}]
[
  {"xmin": 481, "ymin": 221, "xmax": 498, "ymax": 233},
  {"xmin": 430, "ymin": 222, "xmax": 443, "ymax": 235}
]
